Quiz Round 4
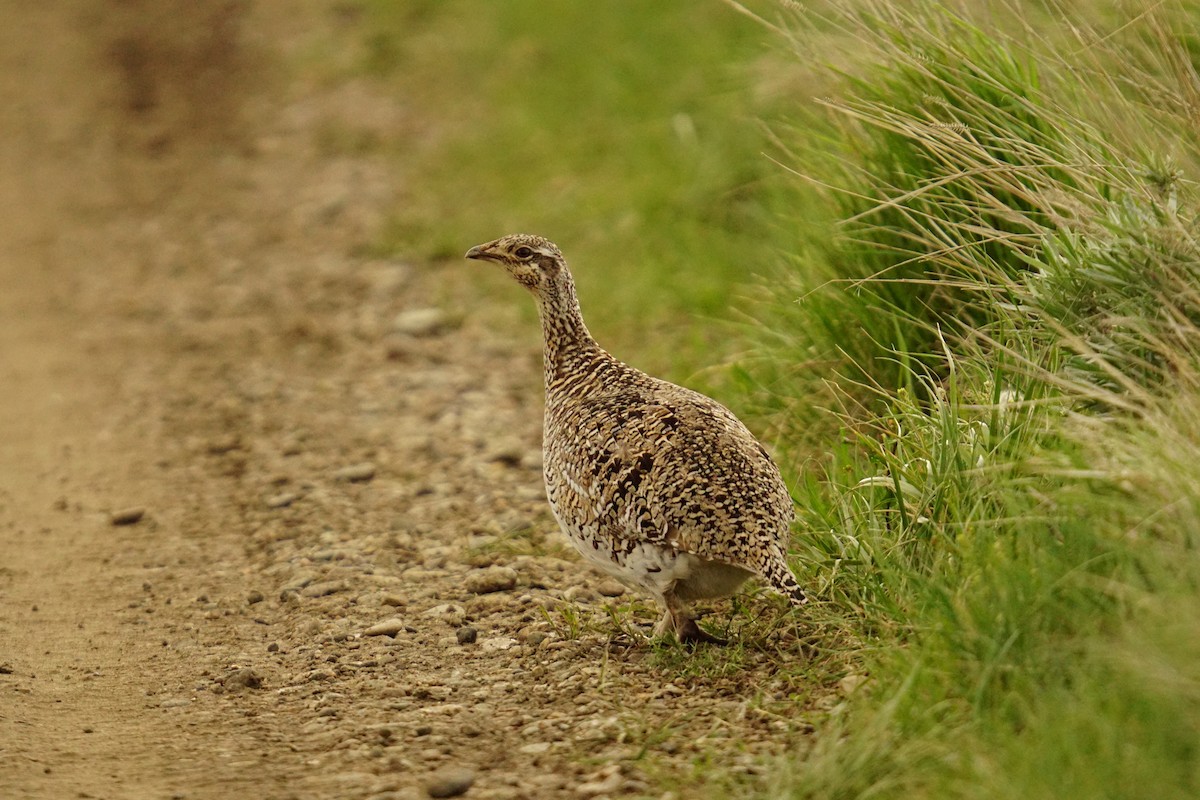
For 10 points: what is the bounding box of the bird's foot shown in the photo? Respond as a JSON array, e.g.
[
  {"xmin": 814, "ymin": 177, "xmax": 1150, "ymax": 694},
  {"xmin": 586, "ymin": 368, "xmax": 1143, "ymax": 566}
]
[{"xmin": 676, "ymin": 616, "xmax": 728, "ymax": 647}]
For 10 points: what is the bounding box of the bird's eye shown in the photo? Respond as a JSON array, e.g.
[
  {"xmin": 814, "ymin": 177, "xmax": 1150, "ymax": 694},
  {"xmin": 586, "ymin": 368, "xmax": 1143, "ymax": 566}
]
[{"xmin": 514, "ymin": 246, "xmax": 534, "ymax": 259}]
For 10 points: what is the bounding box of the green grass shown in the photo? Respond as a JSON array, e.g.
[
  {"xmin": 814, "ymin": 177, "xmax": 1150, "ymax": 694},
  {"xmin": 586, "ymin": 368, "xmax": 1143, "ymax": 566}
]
[
  {"xmin": 339, "ymin": 0, "xmax": 805, "ymax": 373},
  {"xmin": 328, "ymin": 1, "xmax": 1200, "ymax": 797},
  {"xmin": 752, "ymin": 2, "xmax": 1200, "ymax": 797}
]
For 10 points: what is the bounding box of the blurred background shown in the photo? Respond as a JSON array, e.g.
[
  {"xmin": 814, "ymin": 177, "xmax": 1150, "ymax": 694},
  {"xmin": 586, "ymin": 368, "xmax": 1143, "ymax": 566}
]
[
  {"xmin": 4, "ymin": 1, "xmax": 1198, "ymax": 797},
  {"xmin": 319, "ymin": 0, "xmax": 811, "ymax": 368}
]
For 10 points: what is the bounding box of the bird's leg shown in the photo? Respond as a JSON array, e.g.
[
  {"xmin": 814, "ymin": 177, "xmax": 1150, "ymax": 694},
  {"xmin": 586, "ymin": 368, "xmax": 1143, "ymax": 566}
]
[
  {"xmin": 652, "ymin": 607, "xmax": 674, "ymax": 639},
  {"xmin": 663, "ymin": 589, "xmax": 727, "ymax": 647}
]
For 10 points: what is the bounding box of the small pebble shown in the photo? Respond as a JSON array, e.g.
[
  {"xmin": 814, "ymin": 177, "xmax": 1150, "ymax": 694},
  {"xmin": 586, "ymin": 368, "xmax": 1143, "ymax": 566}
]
[
  {"xmin": 364, "ymin": 618, "xmax": 407, "ymax": 638},
  {"xmin": 110, "ymin": 507, "xmax": 145, "ymax": 526},
  {"xmin": 301, "ymin": 580, "xmax": 348, "ymax": 598},
  {"xmin": 424, "ymin": 766, "xmax": 475, "ymax": 798},
  {"xmin": 421, "ymin": 603, "xmax": 465, "ymax": 625},
  {"xmin": 576, "ymin": 767, "xmax": 623, "ymax": 797},
  {"xmin": 246, "ymin": 590, "xmax": 265, "ymax": 605},
  {"xmin": 206, "ymin": 434, "xmax": 241, "ymax": 454},
  {"xmin": 333, "ymin": 462, "xmax": 376, "ymax": 483},
  {"xmin": 392, "ymin": 308, "xmax": 447, "ymax": 337},
  {"xmin": 479, "ymin": 637, "xmax": 517, "ymax": 653},
  {"xmin": 839, "ymin": 673, "xmax": 869, "ymax": 695},
  {"xmin": 265, "ymin": 491, "xmax": 300, "ymax": 509},
  {"xmin": 596, "ymin": 580, "xmax": 626, "ymax": 598},
  {"xmin": 464, "ymin": 566, "xmax": 517, "ymax": 594},
  {"xmin": 455, "ymin": 626, "xmax": 478, "ymax": 645},
  {"xmin": 222, "ymin": 668, "xmax": 263, "ymax": 691}
]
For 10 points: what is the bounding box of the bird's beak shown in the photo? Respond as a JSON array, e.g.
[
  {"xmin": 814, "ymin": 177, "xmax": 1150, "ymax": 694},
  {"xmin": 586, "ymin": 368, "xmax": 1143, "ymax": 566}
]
[{"xmin": 465, "ymin": 244, "xmax": 496, "ymax": 262}]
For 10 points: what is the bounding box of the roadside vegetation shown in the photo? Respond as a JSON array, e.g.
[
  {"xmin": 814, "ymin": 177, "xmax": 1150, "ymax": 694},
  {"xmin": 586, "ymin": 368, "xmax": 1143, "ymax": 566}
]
[
  {"xmin": 350, "ymin": 1, "xmax": 1200, "ymax": 797},
  {"xmin": 755, "ymin": 2, "xmax": 1200, "ymax": 797}
]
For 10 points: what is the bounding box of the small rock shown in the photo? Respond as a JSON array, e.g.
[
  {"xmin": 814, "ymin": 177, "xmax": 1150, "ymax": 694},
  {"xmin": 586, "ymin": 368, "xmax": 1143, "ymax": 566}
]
[
  {"xmin": 524, "ymin": 632, "xmax": 548, "ymax": 648},
  {"xmin": 266, "ymin": 491, "xmax": 300, "ymax": 509},
  {"xmin": 0, "ymin": 663, "xmax": 14, "ymax": 675},
  {"xmin": 455, "ymin": 626, "xmax": 478, "ymax": 645},
  {"xmin": 302, "ymin": 580, "xmax": 348, "ymax": 598},
  {"xmin": 424, "ymin": 766, "xmax": 475, "ymax": 798},
  {"xmin": 839, "ymin": 673, "xmax": 869, "ymax": 695},
  {"xmin": 333, "ymin": 462, "xmax": 376, "ymax": 482},
  {"xmin": 363, "ymin": 261, "xmax": 412, "ymax": 298},
  {"xmin": 206, "ymin": 434, "xmax": 241, "ymax": 455},
  {"xmin": 110, "ymin": 507, "xmax": 145, "ymax": 526},
  {"xmin": 479, "ymin": 637, "xmax": 517, "ymax": 653},
  {"xmin": 562, "ymin": 586, "xmax": 597, "ymax": 603},
  {"xmin": 267, "ymin": 642, "xmax": 280, "ymax": 653},
  {"xmin": 365, "ymin": 618, "xmax": 407, "ymax": 638},
  {"xmin": 519, "ymin": 742, "xmax": 551, "ymax": 755},
  {"xmin": 222, "ymin": 668, "xmax": 263, "ymax": 692},
  {"xmin": 380, "ymin": 593, "xmax": 406, "ymax": 607},
  {"xmin": 421, "ymin": 603, "xmax": 466, "ymax": 626},
  {"xmin": 596, "ymin": 580, "xmax": 626, "ymax": 598},
  {"xmin": 464, "ymin": 566, "xmax": 518, "ymax": 595},
  {"xmin": 279, "ymin": 574, "xmax": 314, "ymax": 595},
  {"xmin": 393, "ymin": 308, "xmax": 447, "ymax": 337},
  {"xmin": 576, "ymin": 766, "xmax": 623, "ymax": 797},
  {"xmin": 485, "ymin": 438, "xmax": 525, "ymax": 467},
  {"xmin": 246, "ymin": 590, "xmax": 265, "ymax": 605}
]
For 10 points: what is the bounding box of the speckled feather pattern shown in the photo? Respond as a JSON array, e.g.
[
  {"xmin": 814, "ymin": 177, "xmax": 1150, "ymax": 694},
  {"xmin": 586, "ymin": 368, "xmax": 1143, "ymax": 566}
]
[{"xmin": 467, "ymin": 234, "xmax": 805, "ymax": 638}]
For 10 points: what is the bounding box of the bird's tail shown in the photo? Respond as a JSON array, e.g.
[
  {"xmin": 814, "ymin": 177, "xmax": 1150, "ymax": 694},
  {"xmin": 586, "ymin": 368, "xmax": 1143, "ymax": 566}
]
[{"xmin": 760, "ymin": 546, "xmax": 807, "ymax": 607}]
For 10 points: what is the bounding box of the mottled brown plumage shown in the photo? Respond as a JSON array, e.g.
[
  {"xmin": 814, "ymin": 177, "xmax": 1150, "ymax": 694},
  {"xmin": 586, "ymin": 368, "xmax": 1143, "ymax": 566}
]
[{"xmin": 467, "ymin": 234, "xmax": 805, "ymax": 643}]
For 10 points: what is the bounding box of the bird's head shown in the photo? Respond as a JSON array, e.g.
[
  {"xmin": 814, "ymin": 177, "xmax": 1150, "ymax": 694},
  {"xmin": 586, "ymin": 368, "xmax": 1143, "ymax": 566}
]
[{"xmin": 465, "ymin": 234, "xmax": 567, "ymax": 295}]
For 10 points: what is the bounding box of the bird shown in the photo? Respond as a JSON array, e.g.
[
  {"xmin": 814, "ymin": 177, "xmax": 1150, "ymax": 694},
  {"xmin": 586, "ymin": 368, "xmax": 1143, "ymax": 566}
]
[{"xmin": 466, "ymin": 234, "xmax": 806, "ymax": 643}]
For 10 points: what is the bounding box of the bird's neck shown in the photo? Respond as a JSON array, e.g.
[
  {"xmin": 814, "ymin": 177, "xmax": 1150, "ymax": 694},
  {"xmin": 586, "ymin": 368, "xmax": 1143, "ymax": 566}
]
[{"xmin": 535, "ymin": 274, "xmax": 609, "ymax": 398}]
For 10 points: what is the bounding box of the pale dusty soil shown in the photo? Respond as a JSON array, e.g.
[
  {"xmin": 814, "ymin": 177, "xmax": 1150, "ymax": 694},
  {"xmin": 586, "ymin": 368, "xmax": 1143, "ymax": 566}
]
[{"xmin": 0, "ymin": 3, "xmax": 826, "ymax": 799}]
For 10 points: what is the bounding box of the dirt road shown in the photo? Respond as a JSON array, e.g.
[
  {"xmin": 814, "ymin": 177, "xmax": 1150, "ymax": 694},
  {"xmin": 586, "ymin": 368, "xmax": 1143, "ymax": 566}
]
[{"xmin": 0, "ymin": 4, "xmax": 817, "ymax": 798}]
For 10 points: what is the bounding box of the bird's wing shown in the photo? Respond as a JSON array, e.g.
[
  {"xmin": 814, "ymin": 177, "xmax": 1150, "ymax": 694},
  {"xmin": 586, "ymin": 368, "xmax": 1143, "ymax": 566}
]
[{"xmin": 547, "ymin": 389, "xmax": 792, "ymax": 559}]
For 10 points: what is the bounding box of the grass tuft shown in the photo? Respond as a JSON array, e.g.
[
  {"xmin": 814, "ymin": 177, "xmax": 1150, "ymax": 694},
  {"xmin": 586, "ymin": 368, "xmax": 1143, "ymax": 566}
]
[{"xmin": 750, "ymin": 2, "xmax": 1200, "ymax": 798}]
